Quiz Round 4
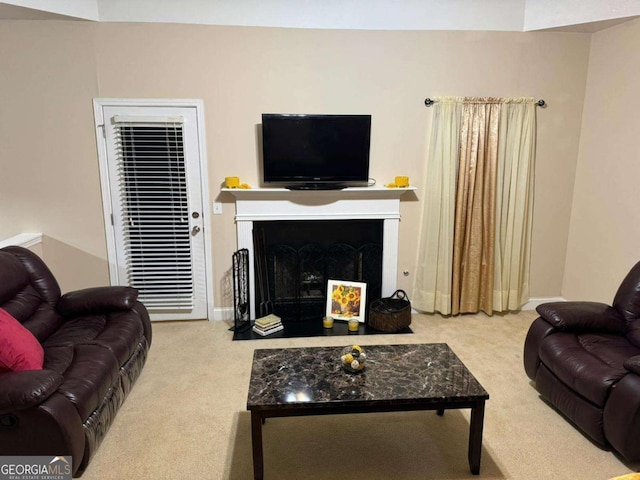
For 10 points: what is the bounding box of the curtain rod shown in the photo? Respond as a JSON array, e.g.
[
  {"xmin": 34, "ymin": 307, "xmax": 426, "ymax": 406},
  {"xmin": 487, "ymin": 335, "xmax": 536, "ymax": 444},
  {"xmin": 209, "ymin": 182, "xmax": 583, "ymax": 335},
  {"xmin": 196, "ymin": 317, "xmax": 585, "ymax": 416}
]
[{"xmin": 424, "ymin": 98, "xmax": 546, "ymax": 108}]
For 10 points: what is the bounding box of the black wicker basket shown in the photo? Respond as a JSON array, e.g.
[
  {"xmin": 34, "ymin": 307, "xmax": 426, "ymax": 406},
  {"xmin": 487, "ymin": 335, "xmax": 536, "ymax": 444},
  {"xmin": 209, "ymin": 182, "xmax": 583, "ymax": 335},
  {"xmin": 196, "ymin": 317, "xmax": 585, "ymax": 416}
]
[{"xmin": 368, "ymin": 289, "xmax": 411, "ymax": 333}]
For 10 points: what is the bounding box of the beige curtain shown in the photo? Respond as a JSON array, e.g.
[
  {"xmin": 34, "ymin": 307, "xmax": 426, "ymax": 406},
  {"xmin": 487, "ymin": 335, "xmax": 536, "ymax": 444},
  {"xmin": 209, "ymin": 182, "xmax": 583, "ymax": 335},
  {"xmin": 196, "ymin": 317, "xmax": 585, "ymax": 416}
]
[
  {"xmin": 413, "ymin": 96, "xmax": 536, "ymax": 315},
  {"xmin": 452, "ymin": 98, "xmax": 502, "ymax": 315},
  {"xmin": 494, "ymin": 99, "xmax": 536, "ymax": 311},
  {"xmin": 412, "ymin": 98, "xmax": 462, "ymax": 315}
]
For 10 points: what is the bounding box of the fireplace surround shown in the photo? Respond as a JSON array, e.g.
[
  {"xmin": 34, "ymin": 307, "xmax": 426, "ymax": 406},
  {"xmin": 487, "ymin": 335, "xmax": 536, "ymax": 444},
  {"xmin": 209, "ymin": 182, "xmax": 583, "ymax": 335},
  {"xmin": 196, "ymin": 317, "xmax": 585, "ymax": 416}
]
[{"xmin": 225, "ymin": 186, "xmax": 415, "ymax": 322}]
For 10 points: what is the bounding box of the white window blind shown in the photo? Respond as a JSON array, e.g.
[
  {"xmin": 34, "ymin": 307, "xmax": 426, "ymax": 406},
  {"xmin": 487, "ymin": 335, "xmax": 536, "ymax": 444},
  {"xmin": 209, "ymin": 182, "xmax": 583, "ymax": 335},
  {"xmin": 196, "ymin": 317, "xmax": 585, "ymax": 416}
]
[{"xmin": 115, "ymin": 119, "xmax": 194, "ymax": 310}]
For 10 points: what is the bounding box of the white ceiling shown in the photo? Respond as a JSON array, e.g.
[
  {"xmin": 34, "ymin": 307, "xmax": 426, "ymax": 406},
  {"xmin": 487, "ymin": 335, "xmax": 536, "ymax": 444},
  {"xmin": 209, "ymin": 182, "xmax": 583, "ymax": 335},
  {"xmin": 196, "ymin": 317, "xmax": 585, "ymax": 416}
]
[
  {"xmin": 0, "ymin": 0, "xmax": 638, "ymax": 32},
  {"xmin": 537, "ymin": 16, "xmax": 636, "ymax": 33},
  {"xmin": 0, "ymin": 3, "xmax": 76, "ymax": 20}
]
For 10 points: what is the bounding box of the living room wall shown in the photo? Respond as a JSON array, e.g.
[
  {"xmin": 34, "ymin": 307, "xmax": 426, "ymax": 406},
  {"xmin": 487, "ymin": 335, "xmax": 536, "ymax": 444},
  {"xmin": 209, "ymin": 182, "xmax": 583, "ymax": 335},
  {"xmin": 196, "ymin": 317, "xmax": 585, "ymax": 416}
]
[
  {"xmin": 0, "ymin": 22, "xmax": 107, "ymax": 291},
  {"xmin": 562, "ymin": 18, "xmax": 640, "ymax": 302},
  {"xmin": 0, "ymin": 21, "xmax": 591, "ymax": 311}
]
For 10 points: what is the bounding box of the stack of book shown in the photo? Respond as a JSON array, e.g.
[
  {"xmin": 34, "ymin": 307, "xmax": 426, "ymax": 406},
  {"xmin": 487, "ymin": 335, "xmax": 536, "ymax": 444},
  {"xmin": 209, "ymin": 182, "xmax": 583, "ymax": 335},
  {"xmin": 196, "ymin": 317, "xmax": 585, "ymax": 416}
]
[{"xmin": 252, "ymin": 314, "xmax": 283, "ymax": 336}]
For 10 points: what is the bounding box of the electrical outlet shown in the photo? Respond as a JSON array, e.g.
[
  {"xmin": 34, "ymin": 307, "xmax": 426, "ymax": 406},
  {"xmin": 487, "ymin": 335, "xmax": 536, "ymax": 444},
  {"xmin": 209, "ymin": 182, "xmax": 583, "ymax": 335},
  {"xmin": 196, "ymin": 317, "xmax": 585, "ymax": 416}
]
[{"xmin": 213, "ymin": 202, "xmax": 223, "ymax": 215}]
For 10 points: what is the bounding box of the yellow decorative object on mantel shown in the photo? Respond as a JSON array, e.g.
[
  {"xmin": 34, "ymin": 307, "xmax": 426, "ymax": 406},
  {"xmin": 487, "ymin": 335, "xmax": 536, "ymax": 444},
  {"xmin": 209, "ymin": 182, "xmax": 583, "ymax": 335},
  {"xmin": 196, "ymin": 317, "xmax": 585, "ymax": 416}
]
[
  {"xmin": 385, "ymin": 176, "xmax": 409, "ymax": 188},
  {"xmin": 225, "ymin": 176, "xmax": 240, "ymax": 188},
  {"xmin": 395, "ymin": 176, "xmax": 409, "ymax": 187},
  {"xmin": 225, "ymin": 176, "xmax": 251, "ymax": 189}
]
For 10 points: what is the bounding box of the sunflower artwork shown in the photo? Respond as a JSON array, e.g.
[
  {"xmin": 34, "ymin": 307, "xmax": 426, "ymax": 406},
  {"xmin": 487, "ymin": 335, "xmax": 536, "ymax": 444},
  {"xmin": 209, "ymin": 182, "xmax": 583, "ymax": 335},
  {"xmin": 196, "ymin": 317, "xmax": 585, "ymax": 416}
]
[{"xmin": 326, "ymin": 279, "xmax": 368, "ymax": 322}]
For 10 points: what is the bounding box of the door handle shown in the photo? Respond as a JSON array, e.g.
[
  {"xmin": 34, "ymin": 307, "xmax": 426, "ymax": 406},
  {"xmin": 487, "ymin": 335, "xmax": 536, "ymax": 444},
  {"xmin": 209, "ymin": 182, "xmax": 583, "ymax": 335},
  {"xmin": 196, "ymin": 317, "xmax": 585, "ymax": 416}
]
[{"xmin": 191, "ymin": 226, "xmax": 201, "ymax": 236}]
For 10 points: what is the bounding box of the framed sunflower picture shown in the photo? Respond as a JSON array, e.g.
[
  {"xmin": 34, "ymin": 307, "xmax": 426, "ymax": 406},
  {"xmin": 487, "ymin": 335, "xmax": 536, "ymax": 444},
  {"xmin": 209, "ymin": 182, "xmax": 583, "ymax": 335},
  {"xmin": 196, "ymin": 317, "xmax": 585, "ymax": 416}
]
[{"xmin": 326, "ymin": 279, "xmax": 368, "ymax": 323}]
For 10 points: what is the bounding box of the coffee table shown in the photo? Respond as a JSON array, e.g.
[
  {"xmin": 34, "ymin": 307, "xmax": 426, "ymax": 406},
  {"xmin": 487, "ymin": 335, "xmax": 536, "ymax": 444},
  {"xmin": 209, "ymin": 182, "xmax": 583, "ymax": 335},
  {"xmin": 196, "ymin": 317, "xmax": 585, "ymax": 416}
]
[{"xmin": 246, "ymin": 343, "xmax": 489, "ymax": 479}]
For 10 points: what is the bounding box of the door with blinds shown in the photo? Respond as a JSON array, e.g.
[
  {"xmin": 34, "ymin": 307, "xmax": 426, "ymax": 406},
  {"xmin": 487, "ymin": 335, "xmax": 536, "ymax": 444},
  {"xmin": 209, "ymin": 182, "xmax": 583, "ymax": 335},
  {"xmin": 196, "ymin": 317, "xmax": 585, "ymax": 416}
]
[{"xmin": 94, "ymin": 100, "xmax": 209, "ymax": 321}]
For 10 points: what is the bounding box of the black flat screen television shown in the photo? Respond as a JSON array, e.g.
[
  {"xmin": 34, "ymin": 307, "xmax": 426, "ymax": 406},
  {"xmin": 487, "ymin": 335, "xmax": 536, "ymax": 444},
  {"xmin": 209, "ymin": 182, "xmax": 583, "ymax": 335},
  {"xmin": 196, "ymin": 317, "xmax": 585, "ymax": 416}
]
[{"xmin": 261, "ymin": 113, "xmax": 371, "ymax": 190}]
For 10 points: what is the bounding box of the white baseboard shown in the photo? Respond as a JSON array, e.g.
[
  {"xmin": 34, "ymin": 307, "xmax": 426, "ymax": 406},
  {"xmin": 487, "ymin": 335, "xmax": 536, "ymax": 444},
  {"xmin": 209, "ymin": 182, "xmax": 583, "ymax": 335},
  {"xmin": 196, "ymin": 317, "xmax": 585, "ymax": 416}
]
[
  {"xmin": 211, "ymin": 307, "xmax": 234, "ymax": 322},
  {"xmin": 521, "ymin": 297, "xmax": 566, "ymax": 310}
]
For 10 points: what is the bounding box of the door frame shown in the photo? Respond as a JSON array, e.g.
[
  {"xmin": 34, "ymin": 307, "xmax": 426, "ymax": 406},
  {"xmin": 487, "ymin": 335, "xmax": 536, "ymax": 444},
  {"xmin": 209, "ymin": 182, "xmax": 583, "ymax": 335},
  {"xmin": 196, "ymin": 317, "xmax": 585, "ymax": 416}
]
[{"xmin": 93, "ymin": 98, "xmax": 214, "ymax": 321}]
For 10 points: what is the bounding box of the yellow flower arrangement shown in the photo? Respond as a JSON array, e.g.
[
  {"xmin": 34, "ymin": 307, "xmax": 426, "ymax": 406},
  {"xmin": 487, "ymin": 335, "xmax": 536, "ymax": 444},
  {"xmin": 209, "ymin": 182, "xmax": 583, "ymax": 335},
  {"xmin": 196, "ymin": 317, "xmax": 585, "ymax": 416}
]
[{"xmin": 331, "ymin": 284, "xmax": 362, "ymax": 317}]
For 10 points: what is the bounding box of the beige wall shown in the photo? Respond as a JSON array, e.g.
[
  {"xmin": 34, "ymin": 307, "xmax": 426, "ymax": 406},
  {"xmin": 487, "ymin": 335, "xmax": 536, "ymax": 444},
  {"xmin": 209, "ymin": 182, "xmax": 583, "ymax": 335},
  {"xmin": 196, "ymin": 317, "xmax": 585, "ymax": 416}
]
[
  {"xmin": 562, "ymin": 18, "xmax": 640, "ymax": 302},
  {"xmin": 0, "ymin": 21, "xmax": 591, "ymax": 308},
  {"xmin": 0, "ymin": 21, "xmax": 110, "ymax": 290}
]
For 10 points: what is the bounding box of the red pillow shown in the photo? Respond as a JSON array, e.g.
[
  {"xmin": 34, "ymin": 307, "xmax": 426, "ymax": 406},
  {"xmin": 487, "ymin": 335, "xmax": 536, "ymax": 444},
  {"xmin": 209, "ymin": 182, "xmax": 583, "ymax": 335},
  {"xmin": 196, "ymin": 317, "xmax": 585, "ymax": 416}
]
[{"xmin": 0, "ymin": 308, "xmax": 44, "ymax": 373}]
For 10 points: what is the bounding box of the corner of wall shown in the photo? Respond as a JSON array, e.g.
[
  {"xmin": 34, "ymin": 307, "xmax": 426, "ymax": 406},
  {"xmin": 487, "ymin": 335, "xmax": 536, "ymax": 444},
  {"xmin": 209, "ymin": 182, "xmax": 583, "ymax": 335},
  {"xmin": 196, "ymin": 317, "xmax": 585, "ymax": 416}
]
[{"xmin": 521, "ymin": 297, "xmax": 566, "ymax": 310}]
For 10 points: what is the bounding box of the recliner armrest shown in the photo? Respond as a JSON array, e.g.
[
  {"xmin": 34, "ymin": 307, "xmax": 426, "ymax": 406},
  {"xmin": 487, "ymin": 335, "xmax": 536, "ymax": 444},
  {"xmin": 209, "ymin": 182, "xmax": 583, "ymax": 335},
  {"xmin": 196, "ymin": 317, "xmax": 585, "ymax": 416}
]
[
  {"xmin": 536, "ymin": 301, "xmax": 627, "ymax": 334},
  {"xmin": 57, "ymin": 286, "xmax": 139, "ymax": 317},
  {"xmin": 624, "ymin": 356, "xmax": 640, "ymax": 375},
  {"xmin": 0, "ymin": 370, "xmax": 64, "ymax": 415}
]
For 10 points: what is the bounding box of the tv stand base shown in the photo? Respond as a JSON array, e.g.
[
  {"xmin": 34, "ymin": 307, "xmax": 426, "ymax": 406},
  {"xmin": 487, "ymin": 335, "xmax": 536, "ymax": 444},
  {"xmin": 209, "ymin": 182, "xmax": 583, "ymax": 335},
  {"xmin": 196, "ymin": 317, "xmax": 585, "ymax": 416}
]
[{"xmin": 286, "ymin": 183, "xmax": 346, "ymax": 191}]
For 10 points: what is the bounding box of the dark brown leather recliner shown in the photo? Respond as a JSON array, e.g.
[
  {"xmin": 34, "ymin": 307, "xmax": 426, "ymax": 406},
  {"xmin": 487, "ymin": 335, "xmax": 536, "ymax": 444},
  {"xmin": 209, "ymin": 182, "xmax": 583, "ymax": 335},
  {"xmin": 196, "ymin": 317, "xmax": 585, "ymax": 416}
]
[
  {"xmin": 524, "ymin": 261, "xmax": 640, "ymax": 462},
  {"xmin": 0, "ymin": 246, "xmax": 152, "ymax": 476}
]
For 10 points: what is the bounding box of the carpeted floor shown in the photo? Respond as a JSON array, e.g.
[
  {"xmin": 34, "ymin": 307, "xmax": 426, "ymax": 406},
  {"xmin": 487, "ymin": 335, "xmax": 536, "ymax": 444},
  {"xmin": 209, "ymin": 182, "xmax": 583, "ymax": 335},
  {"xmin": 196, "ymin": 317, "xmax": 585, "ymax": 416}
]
[{"xmin": 80, "ymin": 312, "xmax": 638, "ymax": 479}]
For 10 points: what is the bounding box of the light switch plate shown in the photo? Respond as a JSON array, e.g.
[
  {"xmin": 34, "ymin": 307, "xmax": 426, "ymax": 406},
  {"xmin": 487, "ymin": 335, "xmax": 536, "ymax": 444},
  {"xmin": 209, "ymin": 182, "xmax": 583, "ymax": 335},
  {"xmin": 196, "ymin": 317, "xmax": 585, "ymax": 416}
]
[{"xmin": 213, "ymin": 202, "xmax": 223, "ymax": 214}]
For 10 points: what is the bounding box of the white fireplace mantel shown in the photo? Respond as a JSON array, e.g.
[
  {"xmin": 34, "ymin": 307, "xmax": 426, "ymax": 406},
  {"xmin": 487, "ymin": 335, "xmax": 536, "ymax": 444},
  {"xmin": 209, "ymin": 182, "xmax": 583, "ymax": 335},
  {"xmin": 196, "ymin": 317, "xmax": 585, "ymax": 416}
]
[{"xmin": 224, "ymin": 186, "xmax": 416, "ymax": 319}]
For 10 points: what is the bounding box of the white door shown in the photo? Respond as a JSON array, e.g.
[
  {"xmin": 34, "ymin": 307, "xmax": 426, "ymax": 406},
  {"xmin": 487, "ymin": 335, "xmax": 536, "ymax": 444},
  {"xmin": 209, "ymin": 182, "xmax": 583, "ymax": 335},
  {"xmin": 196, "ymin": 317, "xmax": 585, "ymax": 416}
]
[{"xmin": 94, "ymin": 100, "xmax": 210, "ymax": 321}]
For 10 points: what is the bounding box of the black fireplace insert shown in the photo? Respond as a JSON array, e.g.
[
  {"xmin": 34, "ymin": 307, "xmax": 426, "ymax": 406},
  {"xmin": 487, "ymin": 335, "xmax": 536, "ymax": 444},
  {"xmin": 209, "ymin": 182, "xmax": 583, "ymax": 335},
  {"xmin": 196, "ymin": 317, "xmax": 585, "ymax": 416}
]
[{"xmin": 254, "ymin": 220, "xmax": 383, "ymax": 321}]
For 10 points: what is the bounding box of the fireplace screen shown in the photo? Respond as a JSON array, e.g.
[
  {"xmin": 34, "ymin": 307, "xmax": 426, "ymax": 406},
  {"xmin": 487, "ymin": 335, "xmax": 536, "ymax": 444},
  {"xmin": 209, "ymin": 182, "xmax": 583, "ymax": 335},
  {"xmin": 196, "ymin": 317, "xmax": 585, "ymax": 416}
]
[{"xmin": 254, "ymin": 220, "xmax": 383, "ymax": 321}]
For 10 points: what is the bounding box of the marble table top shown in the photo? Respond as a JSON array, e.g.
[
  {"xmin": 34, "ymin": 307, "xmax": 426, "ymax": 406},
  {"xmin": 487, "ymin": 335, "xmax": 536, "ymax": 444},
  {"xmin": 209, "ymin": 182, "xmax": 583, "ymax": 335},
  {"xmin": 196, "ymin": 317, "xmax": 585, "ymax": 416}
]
[{"xmin": 247, "ymin": 343, "xmax": 489, "ymax": 410}]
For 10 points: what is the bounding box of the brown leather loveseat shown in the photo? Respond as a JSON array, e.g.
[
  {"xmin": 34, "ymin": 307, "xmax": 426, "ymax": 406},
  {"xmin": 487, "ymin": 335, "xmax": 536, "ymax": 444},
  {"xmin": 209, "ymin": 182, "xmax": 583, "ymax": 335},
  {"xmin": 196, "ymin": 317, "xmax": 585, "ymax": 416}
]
[
  {"xmin": 524, "ymin": 261, "xmax": 640, "ymax": 462},
  {"xmin": 0, "ymin": 246, "xmax": 152, "ymax": 476}
]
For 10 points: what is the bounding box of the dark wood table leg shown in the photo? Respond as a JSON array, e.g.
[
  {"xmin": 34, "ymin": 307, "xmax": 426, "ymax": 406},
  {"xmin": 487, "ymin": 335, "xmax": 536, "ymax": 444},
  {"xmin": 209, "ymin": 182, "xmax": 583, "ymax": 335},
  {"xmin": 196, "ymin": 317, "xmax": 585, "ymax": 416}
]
[
  {"xmin": 251, "ymin": 411, "xmax": 264, "ymax": 480},
  {"xmin": 436, "ymin": 408, "xmax": 445, "ymax": 416},
  {"xmin": 468, "ymin": 401, "xmax": 485, "ymax": 475}
]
